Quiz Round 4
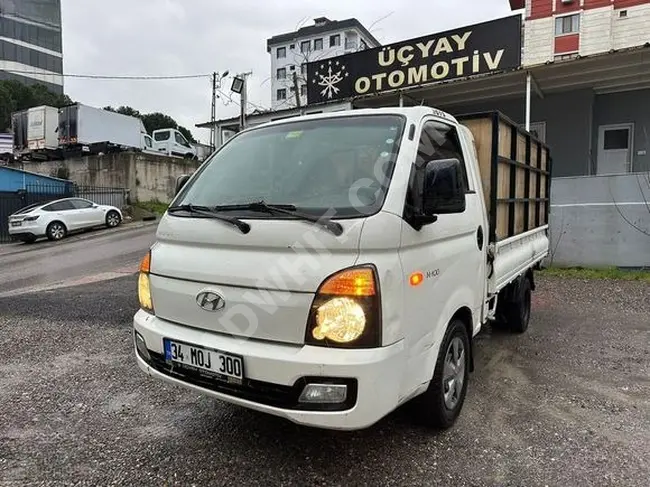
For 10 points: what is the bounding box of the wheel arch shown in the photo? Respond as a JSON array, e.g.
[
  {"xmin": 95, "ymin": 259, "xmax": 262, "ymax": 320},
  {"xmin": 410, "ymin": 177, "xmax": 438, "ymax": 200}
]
[
  {"xmin": 450, "ymin": 306, "xmax": 475, "ymax": 373},
  {"xmin": 47, "ymin": 219, "xmax": 67, "ymax": 230}
]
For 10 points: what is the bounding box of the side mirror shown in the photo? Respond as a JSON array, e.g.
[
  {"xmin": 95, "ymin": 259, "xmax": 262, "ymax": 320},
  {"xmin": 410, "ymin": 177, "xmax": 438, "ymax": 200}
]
[
  {"xmin": 175, "ymin": 174, "xmax": 190, "ymax": 195},
  {"xmin": 422, "ymin": 158, "xmax": 466, "ymax": 216}
]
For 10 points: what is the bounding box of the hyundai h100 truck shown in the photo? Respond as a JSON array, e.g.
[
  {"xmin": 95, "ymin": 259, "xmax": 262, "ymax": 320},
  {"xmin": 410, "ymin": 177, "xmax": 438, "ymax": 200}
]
[{"xmin": 133, "ymin": 106, "xmax": 551, "ymax": 430}]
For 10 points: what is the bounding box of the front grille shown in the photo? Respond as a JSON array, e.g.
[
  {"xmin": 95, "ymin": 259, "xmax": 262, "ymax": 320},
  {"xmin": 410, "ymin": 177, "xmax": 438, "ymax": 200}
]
[{"xmin": 143, "ymin": 350, "xmax": 357, "ymax": 411}]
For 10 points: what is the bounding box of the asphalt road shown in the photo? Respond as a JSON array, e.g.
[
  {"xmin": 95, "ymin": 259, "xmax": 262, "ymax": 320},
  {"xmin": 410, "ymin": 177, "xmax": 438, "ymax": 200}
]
[
  {"xmin": 0, "ymin": 223, "xmax": 157, "ymax": 297},
  {"xmin": 0, "ymin": 237, "xmax": 648, "ymax": 485}
]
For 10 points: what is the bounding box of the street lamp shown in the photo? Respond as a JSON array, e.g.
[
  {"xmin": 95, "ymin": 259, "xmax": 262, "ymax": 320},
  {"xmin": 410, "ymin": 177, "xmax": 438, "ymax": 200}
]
[{"xmin": 230, "ymin": 76, "xmax": 244, "ymax": 94}]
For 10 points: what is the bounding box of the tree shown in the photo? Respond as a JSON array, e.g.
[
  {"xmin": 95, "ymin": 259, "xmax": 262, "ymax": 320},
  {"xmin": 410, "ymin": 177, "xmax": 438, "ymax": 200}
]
[
  {"xmin": 0, "ymin": 80, "xmax": 72, "ymax": 131},
  {"xmin": 141, "ymin": 112, "xmax": 178, "ymax": 134}
]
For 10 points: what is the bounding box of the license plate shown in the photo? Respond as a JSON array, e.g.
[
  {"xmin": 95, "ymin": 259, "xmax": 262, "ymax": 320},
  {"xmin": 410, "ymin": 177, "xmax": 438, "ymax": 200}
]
[
  {"xmin": 163, "ymin": 338, "xmax": 244, "ymax": 380},
  {"xmin": 10, "ymin": 221, "xmax": 21, "ymax": 227}
]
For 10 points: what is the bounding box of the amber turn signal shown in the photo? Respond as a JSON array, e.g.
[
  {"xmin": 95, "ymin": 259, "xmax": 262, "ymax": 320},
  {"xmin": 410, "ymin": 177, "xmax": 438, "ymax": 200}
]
[
  {"xmin": 409, "ymin": 271, "xmax": 424, "ymax": 287},
  {"xmin": 139, "ymin": 251, "xmax": 151, "ymax": 273},
  {"xmin": 319, "ymin": 267, "xmax": 376, "ymax": 296}
]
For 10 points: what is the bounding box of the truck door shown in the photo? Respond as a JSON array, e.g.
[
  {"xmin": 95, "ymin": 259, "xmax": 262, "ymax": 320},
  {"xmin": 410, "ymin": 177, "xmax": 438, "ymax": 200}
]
[{"xmin": 399, "ymin": 118, "xmax": 486, "ymax": 342}]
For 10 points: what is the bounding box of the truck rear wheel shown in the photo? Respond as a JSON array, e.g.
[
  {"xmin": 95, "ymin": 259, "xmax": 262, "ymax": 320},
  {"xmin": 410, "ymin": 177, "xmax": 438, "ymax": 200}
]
[
  {"xmin": 412, "ymin": 319, "xmax": 470, "ymax": 429},
  {"xmin": 495, "ymin": 274, "xmax": 532, "ymax": 334}
]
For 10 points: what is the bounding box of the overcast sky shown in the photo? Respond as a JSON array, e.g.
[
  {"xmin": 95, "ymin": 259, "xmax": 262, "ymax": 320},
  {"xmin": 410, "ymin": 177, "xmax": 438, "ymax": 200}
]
[{"xmin": 61, "ymin": 0, "xmax": 515, "ymax": 143}]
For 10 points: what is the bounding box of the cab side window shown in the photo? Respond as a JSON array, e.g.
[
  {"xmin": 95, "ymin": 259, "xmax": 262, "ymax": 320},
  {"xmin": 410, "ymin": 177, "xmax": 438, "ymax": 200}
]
[{"xmin": 405, "ymin": 121, "xmax": 469, "ymax": 216}]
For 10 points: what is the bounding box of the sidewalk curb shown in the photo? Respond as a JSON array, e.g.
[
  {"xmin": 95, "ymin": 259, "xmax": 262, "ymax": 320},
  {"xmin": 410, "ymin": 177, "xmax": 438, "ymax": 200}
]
[{"xmin": 0, "ymin": 220, "xmax": 159, "ymax": 257}]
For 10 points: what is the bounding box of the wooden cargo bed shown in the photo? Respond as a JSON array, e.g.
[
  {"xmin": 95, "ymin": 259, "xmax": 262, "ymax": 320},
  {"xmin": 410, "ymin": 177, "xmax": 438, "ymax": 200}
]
[{"xmin": 457, "ymin": 111, "xmax": 552, "ymax": 243}]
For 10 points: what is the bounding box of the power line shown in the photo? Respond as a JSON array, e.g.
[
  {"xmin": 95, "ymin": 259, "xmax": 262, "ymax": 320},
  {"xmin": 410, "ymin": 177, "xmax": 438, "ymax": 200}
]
[
  {"xmin": 216, "ymin": 89, "xmax": 268, "ymax": 112},
  {"xmin": 3, "ymin": 69, "xmax": 210, "ymax": 80}
]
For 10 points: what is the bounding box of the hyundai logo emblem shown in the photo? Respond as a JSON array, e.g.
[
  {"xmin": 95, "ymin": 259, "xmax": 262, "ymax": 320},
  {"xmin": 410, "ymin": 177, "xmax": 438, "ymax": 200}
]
[{"xmin": 196, "ymin": 291, "xmax": 226, "ymax": 312}]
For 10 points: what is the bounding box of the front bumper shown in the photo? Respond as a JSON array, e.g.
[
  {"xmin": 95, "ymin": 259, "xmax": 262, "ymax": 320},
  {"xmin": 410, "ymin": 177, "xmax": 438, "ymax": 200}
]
[{"xmin": 133, "ymin": 309, "xmax": 406, "ymax": 430}]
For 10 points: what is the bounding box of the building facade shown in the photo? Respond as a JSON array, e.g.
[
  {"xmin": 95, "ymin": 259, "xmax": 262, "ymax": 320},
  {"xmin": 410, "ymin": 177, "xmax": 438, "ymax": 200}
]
[
  {"xmin": 266, "ymin": 17, "xmax": 380, "ymax": 110},
  {"xmin": 513, "ymin": 0, "xmax": 650, "ymax": 65},
  {"xmin": 0, "ymin": 0, "xmax": 63, "ymax": 93}
]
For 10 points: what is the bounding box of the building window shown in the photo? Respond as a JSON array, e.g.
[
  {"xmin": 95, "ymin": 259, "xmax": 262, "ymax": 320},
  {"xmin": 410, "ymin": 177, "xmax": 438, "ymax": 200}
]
[
  {"xmin": 329, "ymin": 34, "xmax": 340, "ymax": 47},
  {"xmin": 276, "ymin": 89, "xmax": 286, "ymax": 100},
  {"xmin": 300, "ymin": 85, "xmax": 307, "ymax": 96},
  {"xmin": 277, "ymin": 46, "xmax": 286, "ymax": 58},
  {"xmin": 276, "ymin": 68, "xmax": 286, "ymax": 80},
  {"xmin": 290, "ymin": 44, "xmax": 295, "ymax": 49},
  {"xmin": 301, "ymin": 63, "xmax": 307, "ymax": 76},
  {"xmin": 300, "ymin": 40, "xmax": 311, "ymax": 53},
  {"xmin": 555, "ymin": 14, "xmax": 580, "ymax": 36},
  {"xmin": 345, "ymin": 38, "xmax": 357, "ymax": 50},
  {"xmin": 314, "ymin": 38, "xmax": 323, "ymax": 50}
]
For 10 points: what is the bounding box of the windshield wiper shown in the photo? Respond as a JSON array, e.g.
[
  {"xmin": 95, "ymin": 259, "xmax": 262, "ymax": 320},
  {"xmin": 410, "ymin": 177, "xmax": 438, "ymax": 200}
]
[
  {"xmin": 167, "ymin": 204, "xmax": 251, "ymax": 234},
  {"xmin": 214, "ymin": 201, "xmax": 343, "ymax": 236}
]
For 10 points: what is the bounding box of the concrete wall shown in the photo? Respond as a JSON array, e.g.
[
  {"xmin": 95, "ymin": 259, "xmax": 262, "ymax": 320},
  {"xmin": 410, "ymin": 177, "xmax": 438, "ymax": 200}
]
[
  {"xmin": 445, "ymin": 89, "xmax": 594, "ymax": 177},
  {"xmin": 549, "ymin": 174, "xmax": 650, "ymax": 268},
  {"xmin": 592, "ymin": 89, "xmax": 650, "ymax": 174},
  {"xmin": 17, "ymin": 152, "xmax": 200, "ymax": 203}
]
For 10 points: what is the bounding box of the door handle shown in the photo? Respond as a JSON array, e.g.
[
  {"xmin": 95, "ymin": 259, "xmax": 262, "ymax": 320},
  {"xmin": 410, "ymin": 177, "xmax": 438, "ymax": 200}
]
[{"xmin": 476, "ymin": 225, "xmax": 484, "ymax": 251}]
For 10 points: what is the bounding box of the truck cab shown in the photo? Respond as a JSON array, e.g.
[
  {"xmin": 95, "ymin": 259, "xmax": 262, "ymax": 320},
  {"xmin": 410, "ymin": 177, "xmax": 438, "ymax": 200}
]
[
  {"xmin": 133, "ymin": 106, "xmax": 550, "ymax": 431},
  {"xmin": 152, "ymin": 128, "xmax": 197, "ymax": 159}
]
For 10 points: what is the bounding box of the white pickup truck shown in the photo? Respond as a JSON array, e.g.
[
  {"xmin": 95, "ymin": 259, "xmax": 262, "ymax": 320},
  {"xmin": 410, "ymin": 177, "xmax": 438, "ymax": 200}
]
[{"xmin": 133, "ymin": 106, "xmax": 551, "ymax": 430}]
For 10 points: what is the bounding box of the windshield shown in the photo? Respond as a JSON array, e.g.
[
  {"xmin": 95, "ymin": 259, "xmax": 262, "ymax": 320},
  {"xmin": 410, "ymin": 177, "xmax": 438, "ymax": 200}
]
[{"xmin": 174, "ymin": 114, "xmax": 406, "ymax": 218}]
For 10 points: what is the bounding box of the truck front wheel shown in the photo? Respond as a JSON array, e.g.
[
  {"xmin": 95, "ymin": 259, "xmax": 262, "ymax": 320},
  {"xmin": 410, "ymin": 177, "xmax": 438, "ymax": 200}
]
[{"xmin": 412, "ymin": 319, "xmax": 470, "ymax": 429}]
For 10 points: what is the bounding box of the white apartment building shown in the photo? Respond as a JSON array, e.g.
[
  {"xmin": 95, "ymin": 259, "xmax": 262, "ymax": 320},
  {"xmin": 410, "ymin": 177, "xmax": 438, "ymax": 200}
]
[{"xmin": 266, "ymin": 17, "xmax": 380, "ymax": 110}]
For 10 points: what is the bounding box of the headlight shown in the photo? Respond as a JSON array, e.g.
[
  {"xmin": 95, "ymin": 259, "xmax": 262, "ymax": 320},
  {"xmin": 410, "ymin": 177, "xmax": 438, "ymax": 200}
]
[
  {"xmin": 313, "ymin": 297, "xmax": 366, "ymax": 343},
  {"xmin": 305, "ymin": 265, "xmax": 381, "ymax": 348},
  {"xmin": 138, "ymin": 251, "xmax": 154, "ymax": 313}
]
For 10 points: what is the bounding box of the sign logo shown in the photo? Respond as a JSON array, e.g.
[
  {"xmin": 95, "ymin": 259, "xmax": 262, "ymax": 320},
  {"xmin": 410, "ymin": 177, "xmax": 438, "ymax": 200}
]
[
  {"xmin": 313, "ymin": 60, "xmax": 348, "ymax": 99},
  {"xmin": 306, "ymin": 15, "xmax": 522, "ymax": 104},
  {"xmin": 196, "ymin": 291, "xmax": 226, "ymax": 312}
]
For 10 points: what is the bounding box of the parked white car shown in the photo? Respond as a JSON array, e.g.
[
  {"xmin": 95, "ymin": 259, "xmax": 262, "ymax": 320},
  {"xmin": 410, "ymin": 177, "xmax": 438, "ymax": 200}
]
[{"xmin": 8, "ymin": 197, "xmax": 123, "ymax": 243}]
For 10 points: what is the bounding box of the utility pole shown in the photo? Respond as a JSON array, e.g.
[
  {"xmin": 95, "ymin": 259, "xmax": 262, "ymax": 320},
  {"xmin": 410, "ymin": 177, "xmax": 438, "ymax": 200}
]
[
  {"xmin": 292, "ymin": 71, "xmax": 301, "ymax": 108},
  {"xmin": 209, "ymin": 70, "xmax": 229, "ymax": 151},
  {"xmin": 210, "ymin": 72, "xmax": 217, "ymax": 152},
  {"xmin": 238, "ymin": 71, "xmax": 253, "ymax": 131}
]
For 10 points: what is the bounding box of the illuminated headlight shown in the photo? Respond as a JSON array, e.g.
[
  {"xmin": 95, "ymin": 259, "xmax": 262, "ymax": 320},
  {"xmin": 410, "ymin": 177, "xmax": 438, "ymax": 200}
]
[
  {"xmin": 312, "ymin": 297, "xmax": 365, "ymax": 343},
  {"xmin": 138, "ymin": 273, "xmax": 153, "ymax": 312},
  {"xmin": 138, "ymin": 251, "xmax": 154, "ymax": 313},
  {"xmin": 305, "ymin": 265, "xmax": 381, "ymax": 348}
]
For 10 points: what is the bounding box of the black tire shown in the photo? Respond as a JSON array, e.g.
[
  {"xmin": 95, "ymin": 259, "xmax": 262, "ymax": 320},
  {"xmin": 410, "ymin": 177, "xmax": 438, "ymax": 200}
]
[
  {"xmin": 106, "ymin": 210, "xmax": 121, "ymax": 228},
  {"xmin": 46, "ymin": 221, "xmax": 67, "ymax": 241},
  {"xmin": 504, "ymin": 277, "xmax": 532, "ymax": 334},
  {"xmin": 412, "ymin": 319, "xmax": 470, "ymax": 429}
]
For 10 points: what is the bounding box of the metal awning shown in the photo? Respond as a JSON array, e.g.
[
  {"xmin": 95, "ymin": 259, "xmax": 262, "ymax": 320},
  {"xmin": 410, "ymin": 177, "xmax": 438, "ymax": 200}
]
[{"xmin": 354, "ymin": 46, "xmax": 650, "ymax": 108}]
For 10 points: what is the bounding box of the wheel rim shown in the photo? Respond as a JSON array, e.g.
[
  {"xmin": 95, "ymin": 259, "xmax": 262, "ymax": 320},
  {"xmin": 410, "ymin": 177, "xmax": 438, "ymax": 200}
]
[
  {"xmin": 108, "ymin": 213, "xmax": 120, "ymax": 226},
  {"xmin": 50, "ymin": 223, "xmax": 64, "ymax": 239},
  {"xmin": 443, "ymin": 336, "xmax": 466, "ymax": 410}
]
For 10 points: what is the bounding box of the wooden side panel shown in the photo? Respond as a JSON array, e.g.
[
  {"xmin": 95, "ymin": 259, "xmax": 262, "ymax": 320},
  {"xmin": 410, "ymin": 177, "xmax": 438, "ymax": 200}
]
[
  {"xmin": 461, "ymin": 117, "xmax": 493, "ymax": 209},
  {"xmin": 460, "ymin": 112, "xmax": 551, "ymax": 243}
]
